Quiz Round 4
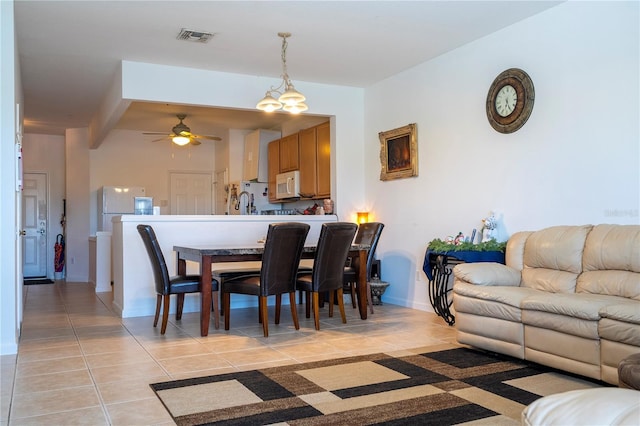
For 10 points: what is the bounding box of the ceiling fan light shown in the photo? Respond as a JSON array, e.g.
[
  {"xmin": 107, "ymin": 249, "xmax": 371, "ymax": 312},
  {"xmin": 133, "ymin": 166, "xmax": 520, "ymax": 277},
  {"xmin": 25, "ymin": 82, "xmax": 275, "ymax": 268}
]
[
  {"xmin": 172, "ymin": 135, "xmax": 191, "ymax": 146},
  {"xmin": 278, "ymin": 86, "xmax": 306, "ymax": 106},
  {"xmin": 282, "ymin": 102, "xmax": 308, "ymax": 114},
  {"xmin": 256, "ymin": 93, "xmax": 283, "ymax": 112}
]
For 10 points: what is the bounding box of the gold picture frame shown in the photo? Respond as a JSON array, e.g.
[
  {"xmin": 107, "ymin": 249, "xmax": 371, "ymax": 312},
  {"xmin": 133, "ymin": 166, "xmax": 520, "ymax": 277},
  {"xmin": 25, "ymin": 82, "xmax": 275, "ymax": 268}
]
[{"xmin": 379, "ymin": 123, "xmax": 418, "ymax": 181}]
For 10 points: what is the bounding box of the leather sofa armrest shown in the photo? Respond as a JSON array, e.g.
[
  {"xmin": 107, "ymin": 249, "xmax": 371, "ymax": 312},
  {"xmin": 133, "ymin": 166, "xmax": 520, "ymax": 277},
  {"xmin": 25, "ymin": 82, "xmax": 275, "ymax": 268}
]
[{"xmin": 453, "ymin": 262, "xmax": 521, "ymax": 286}]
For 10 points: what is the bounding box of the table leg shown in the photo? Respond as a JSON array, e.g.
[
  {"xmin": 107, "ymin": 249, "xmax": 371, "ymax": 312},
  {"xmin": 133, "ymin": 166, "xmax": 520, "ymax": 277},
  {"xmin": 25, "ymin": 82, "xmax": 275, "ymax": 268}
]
[
  {"xmin": 200, "ymin": 255, "xmax": 213, "ymax": 336},
  {"xmin": 357, "ymin": 249, "xmax": 368, "ymax": 320}
]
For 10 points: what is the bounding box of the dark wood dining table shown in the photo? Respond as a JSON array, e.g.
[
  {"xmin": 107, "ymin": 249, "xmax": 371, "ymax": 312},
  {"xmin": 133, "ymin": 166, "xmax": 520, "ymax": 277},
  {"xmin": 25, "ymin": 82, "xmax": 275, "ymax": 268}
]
[{"xmin": 174, "ymin": 243, "xmax": 371, "ymax": 336}]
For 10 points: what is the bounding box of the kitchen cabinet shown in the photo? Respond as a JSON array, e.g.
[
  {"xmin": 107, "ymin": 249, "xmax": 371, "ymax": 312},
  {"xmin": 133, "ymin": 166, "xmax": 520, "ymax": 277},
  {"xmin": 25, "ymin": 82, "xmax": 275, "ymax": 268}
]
[
  {"xmin": 279, "ymin": 133, "xmax": 299, "ymax": 172},
  {"xmin": 243, "ymin": 129, "xmax": 281, "ymax": 182},
  {"xmin": 299, "ymin": 121, "xmax": 331, "ymax": 199},
  {"xmin": 267, "ymin": 139, "xmax": 280, "ymax": 202}
]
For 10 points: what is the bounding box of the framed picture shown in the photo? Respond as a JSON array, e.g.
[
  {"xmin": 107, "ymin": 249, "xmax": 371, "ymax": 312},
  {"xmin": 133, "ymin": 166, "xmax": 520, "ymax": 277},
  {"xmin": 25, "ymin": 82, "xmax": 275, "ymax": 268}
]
[{"xmin": 379, "ymin": 123, "xmax": 418, "ymax": 181}]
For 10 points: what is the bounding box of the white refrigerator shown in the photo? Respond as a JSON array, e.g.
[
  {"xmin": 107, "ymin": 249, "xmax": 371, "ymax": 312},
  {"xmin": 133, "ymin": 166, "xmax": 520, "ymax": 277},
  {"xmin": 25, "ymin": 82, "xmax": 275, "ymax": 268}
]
[{"xmin": 98, "ymin": 186, "xmax": 146, "ymax": 232}]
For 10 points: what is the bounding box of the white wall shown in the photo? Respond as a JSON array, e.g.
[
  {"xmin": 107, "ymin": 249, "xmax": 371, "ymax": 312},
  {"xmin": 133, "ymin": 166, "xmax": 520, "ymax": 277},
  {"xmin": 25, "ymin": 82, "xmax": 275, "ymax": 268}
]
[
  {"xmin": 0, "ymin": 0, "xmax": 22, "ymax": 355},
  {"xmin": 65, "ymin": 128, "xmax": 91, "ymax": 282},
  {"xmin": 21, "ymin": 134, "xmax": 66, "ymax": 279},
  {"xmin": 89, "ymin": 129, "xmax": 216, "ymax": 232},
  {"xmin": 366, "ymin": 2, "xmax": 639, "ymax": 311}
]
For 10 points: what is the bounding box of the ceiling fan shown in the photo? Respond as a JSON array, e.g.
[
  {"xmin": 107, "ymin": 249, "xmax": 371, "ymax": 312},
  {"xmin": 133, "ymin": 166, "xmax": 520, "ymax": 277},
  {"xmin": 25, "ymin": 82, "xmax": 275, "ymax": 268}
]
[{"xmin": 144, "ymin": 114, "xmax": 222, "ymax": 146}]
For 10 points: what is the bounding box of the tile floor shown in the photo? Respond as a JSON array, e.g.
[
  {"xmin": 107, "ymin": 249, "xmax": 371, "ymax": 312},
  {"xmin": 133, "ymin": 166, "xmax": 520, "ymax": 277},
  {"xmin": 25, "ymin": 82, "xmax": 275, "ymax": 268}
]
[{"xmin": 1, "ymin": 282, "xmax": 460, "ymax": 425}]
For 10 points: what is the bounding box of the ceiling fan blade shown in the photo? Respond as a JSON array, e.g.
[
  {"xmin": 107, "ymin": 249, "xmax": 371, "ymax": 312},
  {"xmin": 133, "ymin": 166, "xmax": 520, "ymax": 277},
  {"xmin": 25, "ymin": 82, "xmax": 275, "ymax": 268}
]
[
  {"xmin": 190, "ymin": 139, "xmax": 202, "ymax": 146},
  {"xmin": 143, "ymin": 132, "xmax": 170, "ymax": 135},
  {"xmin": 194, "ymin": 135, "xmax": 222, "ymax": 141},
  {"xmin": 151, "ymin": 137, "xmax": 169, "ymax": 142}
]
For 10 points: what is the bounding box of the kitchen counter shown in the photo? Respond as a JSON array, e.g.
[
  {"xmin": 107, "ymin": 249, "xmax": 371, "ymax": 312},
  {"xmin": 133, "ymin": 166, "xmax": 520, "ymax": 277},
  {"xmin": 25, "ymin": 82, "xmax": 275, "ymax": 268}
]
[{"xmin": 111, "ymin": 214, "xmax": 338, "ymax": 318}]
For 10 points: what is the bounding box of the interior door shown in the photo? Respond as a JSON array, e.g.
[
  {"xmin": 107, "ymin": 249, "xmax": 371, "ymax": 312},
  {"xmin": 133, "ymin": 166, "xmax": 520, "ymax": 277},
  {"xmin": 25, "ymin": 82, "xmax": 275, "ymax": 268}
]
[
  {"xmin": 170, "ymin": 172, "xmax": 212, "ymax": 215},
  {"xmin": 214, "ymin": 169, "xmax": 228, "ymax": 215},
  {"xmin": 22, "ymin": 173, "xmax": 48, "ymax": 278}
]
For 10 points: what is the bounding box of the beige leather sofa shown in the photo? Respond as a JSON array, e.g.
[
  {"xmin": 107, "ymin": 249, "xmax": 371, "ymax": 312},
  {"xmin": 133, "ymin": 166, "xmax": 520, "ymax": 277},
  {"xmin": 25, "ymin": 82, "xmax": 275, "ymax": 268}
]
[{"xmin": 452, "ymin": 224, "xmax": 640, "ymax": 385}]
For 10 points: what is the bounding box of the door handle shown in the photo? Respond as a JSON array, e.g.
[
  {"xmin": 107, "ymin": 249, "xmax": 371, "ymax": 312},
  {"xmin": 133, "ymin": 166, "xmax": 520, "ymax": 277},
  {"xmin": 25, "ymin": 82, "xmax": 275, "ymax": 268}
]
[
  {"xmin": 19, "ymin": 230, "xmax": 26, "ymax": 236},
  {"xmin": 39, "ymin": 229, "xmax": 46, "ymax": 235}
]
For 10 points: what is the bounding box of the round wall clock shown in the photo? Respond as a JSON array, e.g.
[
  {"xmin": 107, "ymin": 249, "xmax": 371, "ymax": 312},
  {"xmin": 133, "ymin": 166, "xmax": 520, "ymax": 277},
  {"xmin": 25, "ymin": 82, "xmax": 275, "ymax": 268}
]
[{"xmin": 486, "ymin": 68, "xmax": 535, "ymax": 134}]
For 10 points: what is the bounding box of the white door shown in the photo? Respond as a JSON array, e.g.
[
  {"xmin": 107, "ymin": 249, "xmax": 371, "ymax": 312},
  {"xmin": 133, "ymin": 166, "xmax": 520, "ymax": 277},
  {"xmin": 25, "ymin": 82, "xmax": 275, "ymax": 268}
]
[
  {"xmin": 22, "ymin": 173, "xmax": 48, "ymax": 278},
  {"xmin": 170, "ymin": 172, "xmax": 212, "ymax": 215}
]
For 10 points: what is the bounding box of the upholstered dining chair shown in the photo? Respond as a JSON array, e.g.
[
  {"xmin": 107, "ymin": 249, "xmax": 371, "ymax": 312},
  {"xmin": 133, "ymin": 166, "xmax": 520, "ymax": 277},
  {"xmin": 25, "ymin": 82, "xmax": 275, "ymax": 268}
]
[
  {"xmin": 297, "ymin": 222, "xmax": 358, "ymax": 330},
  {"xmin": 343, "ymin": 222, "xmax": 385, "ymax": 313},
  {"xmin": 137, "ymin": 224, "xmax": 220, "ymax": 335},
  {"xmin": 221, "ymin": 222, "xmax": 310, "ymax": 337}
]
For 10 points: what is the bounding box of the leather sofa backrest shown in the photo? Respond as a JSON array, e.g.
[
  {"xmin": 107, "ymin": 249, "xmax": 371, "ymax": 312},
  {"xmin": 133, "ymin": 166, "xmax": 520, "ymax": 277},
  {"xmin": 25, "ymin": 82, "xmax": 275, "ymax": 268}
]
[
  {"xmin": 578, "ymin": 224, "xmax": 640, "ymax": 300},
  {"xmin": 521, "ymin": 225, "xmax": 593, "ymax": 293},
  {"xmin": 505, "ymin": 231, "xmax": 532, "ymax": 271}
]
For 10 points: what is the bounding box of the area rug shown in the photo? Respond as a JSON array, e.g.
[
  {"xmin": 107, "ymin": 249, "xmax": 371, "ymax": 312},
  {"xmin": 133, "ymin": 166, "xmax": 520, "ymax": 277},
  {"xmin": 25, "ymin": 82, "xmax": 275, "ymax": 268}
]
[
  {"xmin": 23, "ymin": 278, "xmax": 54, "ymax": 285},
  {"xmin": 150, "ymin": 347, "xmax": 602, "ymax": 425}
]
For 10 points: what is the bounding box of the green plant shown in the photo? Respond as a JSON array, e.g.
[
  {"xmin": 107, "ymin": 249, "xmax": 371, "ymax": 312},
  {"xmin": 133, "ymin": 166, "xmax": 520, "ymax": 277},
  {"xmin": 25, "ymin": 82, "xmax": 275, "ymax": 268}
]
[{"xmin": 427, "ymin": 238, "xmax": 506, "ymax": 253}]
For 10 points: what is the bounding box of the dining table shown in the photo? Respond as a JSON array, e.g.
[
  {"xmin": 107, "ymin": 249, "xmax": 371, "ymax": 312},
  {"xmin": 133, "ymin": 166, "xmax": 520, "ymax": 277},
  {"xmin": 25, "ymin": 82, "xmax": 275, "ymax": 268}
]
[{"xmin": 174, "ymin": 243, "xmax": 371, "ymax": 336}]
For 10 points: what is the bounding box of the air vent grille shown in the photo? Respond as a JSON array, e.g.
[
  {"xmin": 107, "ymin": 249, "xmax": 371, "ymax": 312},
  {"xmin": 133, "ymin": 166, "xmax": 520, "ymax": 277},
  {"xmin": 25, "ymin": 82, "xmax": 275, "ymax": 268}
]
[{"xmin": 177, "ymin": 29, "xmax": 213, "ymax": 43}]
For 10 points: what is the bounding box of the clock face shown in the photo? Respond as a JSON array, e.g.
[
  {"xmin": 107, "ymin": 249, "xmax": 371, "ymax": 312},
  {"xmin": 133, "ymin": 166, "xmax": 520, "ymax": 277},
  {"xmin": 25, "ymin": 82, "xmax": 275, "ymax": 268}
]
[
  {"xmin": 486, "ymin": 68, "xmax": 535, "ymax": 134},
  {"xmin": 495, "ymin": 85, "xmax": 517, "ymax": 117}
]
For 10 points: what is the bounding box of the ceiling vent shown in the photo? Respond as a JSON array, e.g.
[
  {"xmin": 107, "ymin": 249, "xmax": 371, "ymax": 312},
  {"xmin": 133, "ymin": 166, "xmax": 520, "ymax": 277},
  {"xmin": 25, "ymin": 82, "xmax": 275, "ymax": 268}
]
[{"xmin": 177, "ymin": 29, "xmax": 213, "ymax": 43}]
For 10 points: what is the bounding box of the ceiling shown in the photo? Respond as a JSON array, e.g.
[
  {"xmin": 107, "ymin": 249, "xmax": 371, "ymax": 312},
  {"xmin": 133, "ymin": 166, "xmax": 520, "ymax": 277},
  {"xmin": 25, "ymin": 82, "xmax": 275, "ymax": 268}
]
[{"xmin": 14, "ymin": 1, "xmax": 562, "ymax": 137}]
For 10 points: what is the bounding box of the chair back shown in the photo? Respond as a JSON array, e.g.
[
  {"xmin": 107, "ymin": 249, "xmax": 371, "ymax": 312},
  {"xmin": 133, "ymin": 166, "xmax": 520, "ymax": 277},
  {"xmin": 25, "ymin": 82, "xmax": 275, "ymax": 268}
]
[
  {"xmin": 353, "ymin": 222, "xmax": 385, "ymax": 280},
  {"xmin": 260, "ymin": 222, "xmax": 310, "ymax": 296},
  {"xmin": 137, "ymin": 224, "xmax": 171, "ymax": 296},
  {"xmin": 312, "ymin": 222, "xmax": 358, "ymax": 292}
]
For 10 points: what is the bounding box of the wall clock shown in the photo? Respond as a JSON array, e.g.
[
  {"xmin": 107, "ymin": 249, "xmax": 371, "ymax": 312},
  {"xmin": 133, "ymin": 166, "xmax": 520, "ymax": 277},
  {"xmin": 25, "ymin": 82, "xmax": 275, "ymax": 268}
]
[{"xmin": 486, "ymin": 68, "xmax": 535, "ymax": 134}]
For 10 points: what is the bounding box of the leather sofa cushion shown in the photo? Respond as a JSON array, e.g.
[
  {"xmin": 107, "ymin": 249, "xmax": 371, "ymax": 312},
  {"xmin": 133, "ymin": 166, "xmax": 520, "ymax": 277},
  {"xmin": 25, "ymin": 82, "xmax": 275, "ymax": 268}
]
[
  {"xmin": 582, "ymin": 224, "xmax": 640, "ymax": 273},
  {"xmin": 453, "ymin": 263, "xmax": 521, "ymax": 286},
  {"xmin": 522, "ymin": 293, "xmax": 625, "ymax": 321},
  {"xmin": 578, "ymin": 270, "xmax": 640, "ymax": 300},
  {"xmin": 454, "ymin": 282, "xmax": 540, "ymax": 322},
  {"xmin": 505, "ymin": 231, "xmax": 532, "ymax": 271},
  {"xmin": 521, "ymin": 268, "xmax": 578, "ymax": 293},
  {"xmin": 521, "ymin": 388, "xmax": 640, "ymax": 426},
  {"xmin": 599, "ymin": 303, "xmax": 640, "ymax": 346},
  {"xmin": 523, "ymin": 225, "xmax": 592, "ymax": 274}
]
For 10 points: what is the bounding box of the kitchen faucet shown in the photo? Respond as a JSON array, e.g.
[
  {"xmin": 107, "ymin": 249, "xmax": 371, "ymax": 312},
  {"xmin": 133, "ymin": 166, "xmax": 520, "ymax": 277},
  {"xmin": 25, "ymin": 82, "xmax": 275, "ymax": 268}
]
[{"xmin": 237, "ymin": 191, "xmax": 251, "ymax": 215}]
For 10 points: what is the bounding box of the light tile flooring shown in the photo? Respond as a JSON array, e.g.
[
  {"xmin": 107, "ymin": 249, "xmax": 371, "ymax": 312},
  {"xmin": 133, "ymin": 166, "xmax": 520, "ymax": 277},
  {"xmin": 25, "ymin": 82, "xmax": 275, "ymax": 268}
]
[{"xmin": 1, "ymin": 282, "xmax": 460, "ymax": 425}]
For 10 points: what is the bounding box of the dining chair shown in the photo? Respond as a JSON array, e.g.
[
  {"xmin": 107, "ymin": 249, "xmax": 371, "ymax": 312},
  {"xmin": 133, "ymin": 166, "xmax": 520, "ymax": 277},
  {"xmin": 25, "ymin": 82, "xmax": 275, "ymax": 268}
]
[
  {"xmin": 137, "ymin": 224, "xmax": 220, "ymax": 334},
  {"xmin": 297, "ymin": 222, "xmax": 358, "ymax": 330},
  {"xmin": 343, "ymin": 222, "xmax": 385, "ymax": 314},
  {"xmin": 221, "ymin": 222, "xmax": 310, "ymax": 337}
]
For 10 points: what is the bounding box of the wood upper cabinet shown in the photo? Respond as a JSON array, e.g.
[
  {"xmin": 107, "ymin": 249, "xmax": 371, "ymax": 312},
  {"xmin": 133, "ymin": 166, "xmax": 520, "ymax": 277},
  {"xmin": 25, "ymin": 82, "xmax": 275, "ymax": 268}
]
[
  {"xmin": 267, "ymin": 139, "xmax": 280, "ymax": 202},
  {"xmin": 316, "ymin": 122, "xmax": 331, "ymax": 198},
  {"xmin": 299, "ymin": 121, "xmax": 330, "ymax": 199},
  {"xmin": 279, "ymin": 133, "xmax": 299, "ymax": 172}
]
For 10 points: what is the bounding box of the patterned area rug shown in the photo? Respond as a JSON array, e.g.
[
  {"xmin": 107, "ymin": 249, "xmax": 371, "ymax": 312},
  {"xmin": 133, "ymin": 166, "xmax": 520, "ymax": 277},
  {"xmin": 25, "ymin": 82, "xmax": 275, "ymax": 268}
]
[{"xmin": 151, "ymin": 347, "xmax": 602, "ymax": 425}]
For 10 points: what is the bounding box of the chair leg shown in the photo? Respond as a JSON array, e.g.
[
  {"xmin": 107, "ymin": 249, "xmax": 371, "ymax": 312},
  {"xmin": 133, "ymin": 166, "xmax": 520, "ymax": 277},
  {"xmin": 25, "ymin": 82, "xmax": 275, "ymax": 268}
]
[
  {"xmin": 289, "ymin": 292, "xmax": 299, "ymax": 331},
  {"xmin": 312, "ymin": 293, "xmax": 321, "ymax": 330},
  {"xmin": 153, "ymin": 294, "xmax": 162, "ymax": 327},
  {"xmin": 160, "ymin": 294, "xmax": 170, "ymax": 334},
  {"xmin": 176, "ymin": 293, "xmax": 185, "ymax": 320},
  {"xmin": 367, "ymin": 281, "xmax": 374, "ymax": 314},
  {"xmin": 259, "ymin": 296, "xmax": 269, "ymax": 337},
  {"xmin": 275, "ymin": 294, "xmax": 282, "ymax": 325},
  {"xmin": 212, "ymin": 290, "xmax": 220, "ymax": 329},
  {"xmin": 350, "ymin": 282, "xmax": 357, "ymax": 308},
  {"xmin": 223, "ymin": 292, "xmax": 231, "ymax": 331},
  {"xmin": 305, "ymin": 291, "xmax": 311, "ymax": 318},
  {"xmin": 328, "ymin": 291, "xmax": 334, "ymax": 317},
  {"xmin": 337, "ymin": 288, "xmax": 347, "ymax": 324}
]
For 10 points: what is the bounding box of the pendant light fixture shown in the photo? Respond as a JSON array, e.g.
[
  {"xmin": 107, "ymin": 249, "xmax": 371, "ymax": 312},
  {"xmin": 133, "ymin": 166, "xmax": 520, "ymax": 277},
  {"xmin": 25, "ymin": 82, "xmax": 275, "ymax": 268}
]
[{"xmin": 256, "ymin": 32, "xmax": 308, "ymax": 114}]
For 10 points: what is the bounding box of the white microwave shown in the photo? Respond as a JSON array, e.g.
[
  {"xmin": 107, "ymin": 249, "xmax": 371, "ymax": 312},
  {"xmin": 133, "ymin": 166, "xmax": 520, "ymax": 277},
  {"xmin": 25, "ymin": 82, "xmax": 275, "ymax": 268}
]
[{"xmin": 276, "ymin": 170, "xmax": 301, "ymax": 199}]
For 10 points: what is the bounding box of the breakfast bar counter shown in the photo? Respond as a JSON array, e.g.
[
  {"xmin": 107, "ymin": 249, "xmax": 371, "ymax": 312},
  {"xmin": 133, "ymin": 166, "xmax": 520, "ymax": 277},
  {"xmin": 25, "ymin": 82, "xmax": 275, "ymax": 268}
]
[{"xmin": 110, "ymin": 214, "xmax": 338, "ymax": 319}]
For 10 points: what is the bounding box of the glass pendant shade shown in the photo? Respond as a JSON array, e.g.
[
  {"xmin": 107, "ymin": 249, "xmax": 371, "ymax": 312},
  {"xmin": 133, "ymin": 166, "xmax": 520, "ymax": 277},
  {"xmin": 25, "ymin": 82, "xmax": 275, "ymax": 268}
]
[
  {"xmin": 172, "ymin": 136, "xmax": 191, "ymax": 146},
  {"xmin": 256, "ymin": 93, "xmax": 283, "ymax": 112},
  {"xmin": 278, "ymin": 85, "xmax": 306, "ymax": 106},
  {"xmin": 282, "ymin": 102, "xmax": 308, "ymax": 114}
]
